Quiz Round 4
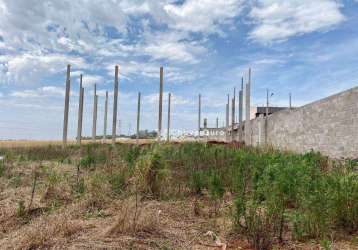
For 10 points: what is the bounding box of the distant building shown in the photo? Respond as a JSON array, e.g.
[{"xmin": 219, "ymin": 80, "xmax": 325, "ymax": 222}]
[{"xmin": 254, "ymin": 107, "xmax": 288, "ymax": 118}]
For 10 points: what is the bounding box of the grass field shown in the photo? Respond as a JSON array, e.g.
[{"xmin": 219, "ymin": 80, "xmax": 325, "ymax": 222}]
[
  {"xmin": 0, "ymin": 138, "xmax": 155, "ymax": 148},
  {"xmin": 0, "ymin": 142, "xmax": 357, "ymax": 249}
]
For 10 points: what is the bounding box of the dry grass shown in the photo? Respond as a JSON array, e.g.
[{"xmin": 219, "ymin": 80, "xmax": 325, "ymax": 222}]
[
  {"xmin": 0, "ymin": 138, "xmax": 156, "ymax": 148},
  {"xmin": 2, "ymin": 213, "xmax": 83, "ymax": 250},
  {"xmin": 0, "ymin": 142, "xmax": 357, "ymax": 250},
  {"xmin": 105, "ymin": 196, "xmax": 160, "ymax": 236}
]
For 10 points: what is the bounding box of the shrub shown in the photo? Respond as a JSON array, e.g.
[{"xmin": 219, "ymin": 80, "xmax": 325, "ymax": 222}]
[
  {"xmin": 79, "ymin": 155, "xmax": 95, "ymax": 169},
  {"xmin": 41, "ymin": 169, "xmax": 71, "ymax": 206},
  {"xmin": 109, "ymin": 172, "xmax": 126, "ymax": 196},
  {"xmin": 72, "ymin": 177, "xmax": 85, "ymax": 196},
  {"xmin": 208, "ymin": 171, "xmax": 225, "ymax": 214},
  {"xmin": 234, "ymin": 197, "xmax": 279, "ymax": 250},
  {"xmin": 9, "ymin": 175, "xmax": 22, "ymax": 187},
  {"xmin": 328, "ymin": 170, "xmax": 358, "ymax": 233},
  {"xmin": 0, "ymin": 160, "xmax": 4, "ymax": 177},
  {"xmin": 190, "ymin": 170, "xmax": 207, "ymax": 195},
  {"xmin": 134, "ymin": 149, "xmax": 171, "ymax": 199},
  {"xmin": 125, "ymin": 145, "xmax": 141, "ymax": 169},
  {"xmin": 16, "ymin": 200, "xmax": 26, "ymax": 217}
]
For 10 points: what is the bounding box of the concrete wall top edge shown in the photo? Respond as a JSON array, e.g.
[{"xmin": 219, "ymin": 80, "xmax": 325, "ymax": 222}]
[{"xmin": 254, "ymin": 86, "xmax": 358, "ymax": 123}]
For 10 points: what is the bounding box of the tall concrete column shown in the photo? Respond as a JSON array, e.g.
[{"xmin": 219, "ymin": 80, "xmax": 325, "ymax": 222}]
[
  {"xmin": 232, "ymin": 98, "xmax": 235, "ymax": 142},
  {"xmin": 266, "ymin": 88, "xmax": 269, "ymax": 118},
  {"xmin": 77, "ymin": 74, "xmax": 84, "ymax": 145},
  {"xmin": 226, "ymin": 94, "xmax": 230, "ymax": 142},
  {"xmin": 112, "ymin": 65, "xmax": 119, "ymax": 145},
  {"xmin": 158, "ymin": 67, "xmax": 164, "ymax": 142},
  {"xmin": 167, "ymin": 92, "xmax": 171, "ymax": 142},
  {"xmin": 289, "ymin": 93, "xmax": 292, "ymax": 109},
  {"xmin": 239, "ymin": 77, "xmax": 243, "ymax": 123},
  {"xmin": 198, "ymin": 94, "xmax": 201, "ymax": 137},
  {"xmin": 233, "ymin": 87, "xmax": 236, "ymax": 124},
  {"xmin": 103, "ymin": 91, "xmax": 108, "ymax": 141},
  {"xmin": 258, "ymin": 114, "xmax": 264, "ymax": 146},
  {"xmin": 216, "ymin": 117, "xmax": 219, "ymax": 128},
  {"xmin": 92, "ymin": 84, "xmax": 97, "ymax": 143},
  {"xmin": 245, "ymin": 68, "xmax": 251, "ymax": 145},
  {"xmin": 136, "ymin": 92, "xmax": 141, "ymax": 144},
  {"xmin": 63, "ymin": 64, "xmax": 71, "ymax": 145}
]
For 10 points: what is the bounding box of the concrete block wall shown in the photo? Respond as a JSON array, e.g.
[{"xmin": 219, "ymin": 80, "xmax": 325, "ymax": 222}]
[{"xmin": 248, "ymin": 87, "xmax": 358, "ymax": 158}]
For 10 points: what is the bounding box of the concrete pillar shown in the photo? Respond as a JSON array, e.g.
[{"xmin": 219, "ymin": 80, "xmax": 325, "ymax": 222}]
[
  {"xmin": 77, "ymin": 74, "xmax": 84, "ymax": 145},
  {"xmin": 232, "ymin": 98, "xmax": 235, "ymax": 142},
  {"xmin": 136, "ymin": 92, "xmax": 141, "ymax": 144},
  {"xmin": 63, "ymin": 64, "xmax": 71, "ymax": 145},
  {"xmin": 167, "ymin": 92, "xmax": 171, "ymax": 142},
  {"xmin": 204, "ymin": 118, "xmax": 207, "ymax": 128},
  {"xmin": 266, "ymin": 88, "xmax": 269, "ymax": 118},
  {"xmin": 265, "ymin": 89, "xmax": 269, "ymax": 146},
  {"xmin": 245, "ymin": 68, "xmax": 251, "ymax": 145},
  {"xmin": 158, "ymin": 66, "xmax": 164, "ymax": 142},
  {"xmin": 92, "ymin": 84, "xmax": 97, "ymax": 143},
  {"xmin": 233, "ymin": 87, "xmax": 236, "ymax": 124},
  {"xmin": 239, "ymin": 77, "xmax": 243, "ymax": 123},
  {"xmin": 258, "ymin": 114, "xmax": 264, "ymax": 146},
  {"xmin": 216, "ymin": 117, "xmax": 219, "ymax": 128},
  {"xmin": 198, "ymin": 94, "xmax": 201, "ymax": 137},
  {"xmin": 289, "ymin": 93, "xmax": 292, "ymax": 109},
  {"xmin": 103, "ymin": 91, "xmax": 108, "ymax": 141},
  {"xmin": 226, "ymin": 94, "xmax": 230, "ymax": 141},
  {"xmin": 112, "ymin": 65, "xmax": 119, "ymax": 145}
]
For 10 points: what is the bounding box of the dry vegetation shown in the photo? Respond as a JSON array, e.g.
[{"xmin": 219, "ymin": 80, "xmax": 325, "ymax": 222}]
[{"xmin": 0, "ymin": 142, "xmax": 357, "ymax": 249}]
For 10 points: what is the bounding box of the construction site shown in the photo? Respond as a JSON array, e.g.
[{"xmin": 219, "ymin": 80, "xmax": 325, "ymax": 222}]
[
  {"xmin": 1, "ymin": 1, "xmax": 358, "ymax": 249},
  {"xmin": 62, "ymin": 64, "xmax": 358, "ymax": 159}
]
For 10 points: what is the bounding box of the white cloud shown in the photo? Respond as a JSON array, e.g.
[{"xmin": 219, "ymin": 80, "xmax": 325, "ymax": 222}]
[
  {"xmin": 249, "ymin": 0, "xmax": 345, "ymax": 43},
  {"xmin": 0, "ymin": 0, "xmax": 216, "ymax": 86},
  {"xmin": 144, "ymin": 92, "xmax": 193, "ymax": 106},
  {"xmin": 80, "ymin": 75, "xmax": 104, "ymax": 87},
  {"xmin": 104, "ymin": 61, "xmax": 197, "ymax": 83},
  {"xmin": 2, "ymin": 53, "xmax": 87, "ymax": 85},
  {"xmin": 164, "ymin": 0, "xmax": 244, "ymax": 34},
  {"xmin": 40, "ymin": 86, "xmax": 65, "ymax": 96},
  {"xmin": 142, "ymin": 31, "xmax": 207, "ymax": 64},
  {"xmin": 10, "ymin": 90, "xmax": 39, "ymax": 98},
  {"xmin": 9, "ymin": 85, "xmax": 78, "ymax": 98},
  {"xmin": 96, "ymin": 89, "xmax": 113, "ymax": 97}
]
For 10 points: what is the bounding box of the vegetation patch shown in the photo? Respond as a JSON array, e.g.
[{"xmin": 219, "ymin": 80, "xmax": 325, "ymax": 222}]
[{"xmin": 0, "ymin": 142, "xmax": 357, "ymax": 249}]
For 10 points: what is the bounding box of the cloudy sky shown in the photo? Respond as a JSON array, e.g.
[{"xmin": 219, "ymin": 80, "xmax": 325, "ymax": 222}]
[{"xmin": 0, "ymin": 0, "xmax": 357, "ymax": 140}]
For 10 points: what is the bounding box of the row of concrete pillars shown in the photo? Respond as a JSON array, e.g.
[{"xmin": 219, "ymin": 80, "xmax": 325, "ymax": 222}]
[
  {"xmin": 63, "ymin": 64, "xmax": 119, "ymax": 146},
  {"xmin": 198, "ymin": 68, "xmax": 252, "ymax": 144},
  {"xmin": 63, "ymin": 65, "xmax": 172, "ymax": 145}
]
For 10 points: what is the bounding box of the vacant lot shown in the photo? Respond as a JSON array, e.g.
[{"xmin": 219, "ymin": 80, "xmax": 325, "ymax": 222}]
[{"xmin": 0, "ymin": 142, "xmax": 357, "ymax": 249}]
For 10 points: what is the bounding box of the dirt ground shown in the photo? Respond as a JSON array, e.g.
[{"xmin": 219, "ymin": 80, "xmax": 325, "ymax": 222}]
[{"xmin": 1, "ymin": 180, "xmax": 357, "ymax": 249}]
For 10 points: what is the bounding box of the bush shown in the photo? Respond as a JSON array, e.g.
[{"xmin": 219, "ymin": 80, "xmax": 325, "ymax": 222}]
[
  {"xmin": 86, "ymin": 172, "xmax": 110, "ymax": 208},
  {"xmin": 109, "ymin": 172, "xmax": 126, "ymax": 196},
  {"xmin": 190, "ymin": 170, "xmax": 207, "ymax": 195},
  {"xmin": 134, "ymin": 149, "xmax": 171, "ymax": 199},
  {"xmin": 234, "ymin": 197, "xmax": 279, "ymax": 250},
  {"xmin": 16, "ymin": 200, "xmax": 26, "ymax": 217},
  {"xmin": 0, "ymin": 161, "xmax": 4, "ymax": 177},
  {"xmin": 79, "ymin": 155, "xmax": 95, "ymax": 169},
  {"xmin": 328, "ymin": 170, "xmax": 358, "ymax": 233}
]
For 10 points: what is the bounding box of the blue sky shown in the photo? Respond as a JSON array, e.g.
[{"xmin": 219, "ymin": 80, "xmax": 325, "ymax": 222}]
[{"xmin": 0, "ymin": 0, "xmax": 358, "ymax": 140}]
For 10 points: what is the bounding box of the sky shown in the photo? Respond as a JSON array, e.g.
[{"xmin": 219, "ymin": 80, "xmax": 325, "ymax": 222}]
[{"xmin": 0, "ymin": 0, "xmax": 358, "ymax": 140}]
